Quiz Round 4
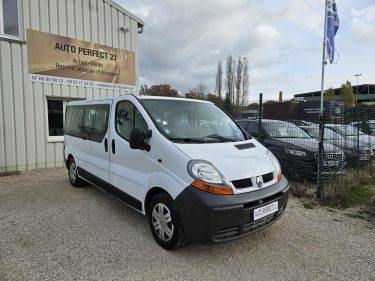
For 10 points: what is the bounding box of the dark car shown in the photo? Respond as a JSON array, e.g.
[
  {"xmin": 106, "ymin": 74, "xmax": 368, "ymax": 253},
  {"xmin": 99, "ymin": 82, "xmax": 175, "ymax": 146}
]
[
  {"xmin": 299, "ymin": 125, "xmax": 373, "ymax": 167},
  {"xmin": 236, "ymin": 119, "xmax": 345, "ymax": 179}
]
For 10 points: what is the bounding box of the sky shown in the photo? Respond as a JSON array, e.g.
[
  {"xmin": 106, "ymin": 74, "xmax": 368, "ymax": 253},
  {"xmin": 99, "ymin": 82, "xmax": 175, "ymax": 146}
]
[{"xmin": 115, "ymin": 0, "xmax": 375, "ymax": 101}]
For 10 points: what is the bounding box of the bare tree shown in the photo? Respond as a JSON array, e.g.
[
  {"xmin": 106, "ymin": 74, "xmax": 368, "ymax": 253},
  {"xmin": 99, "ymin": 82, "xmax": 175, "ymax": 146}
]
[
  {"xmin": 187, "ymin": 83, "xmax": 207, "ymax": 99},
  {"xmin": 232, "ymin": 59, "xmax": 237, "ymax": 105},
  {"xmin": 242, "ymin": 58, "xmax": 249, "ymax": 106},
  {"xmin": 235, "ymin": 57, "xmax": 243, "ymax": 107},
  {"xmin": 215, "ymin": 61, "xmax": 223, "ymax": 99},
  {"xmin": 225, "ymin": 55, "xmax": 234, "ymax": 104},
  {"xmin": 196, "ymin": 82, "xmax": 208, "ymax": 97}
]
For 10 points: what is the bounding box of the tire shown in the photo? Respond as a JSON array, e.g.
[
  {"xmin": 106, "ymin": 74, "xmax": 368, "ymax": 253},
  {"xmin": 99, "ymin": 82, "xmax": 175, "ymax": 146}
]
[
  {"xmin": 148, "ymin": 193, "xmax": 186, "ymax": 250},
  {"xmin": 68, "ymin": 157, "xmax": 85, "ymax": 187}
]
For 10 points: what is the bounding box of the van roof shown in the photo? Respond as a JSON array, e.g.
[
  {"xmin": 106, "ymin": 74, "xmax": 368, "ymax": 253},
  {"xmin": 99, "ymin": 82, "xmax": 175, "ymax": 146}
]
[
  {"xmin": 138, "ymin": 96, "xmax": 212, "ymax": 104},
  {"xmin": 66, "ymin": 95, "xmax": 213, "ymax": 106}
]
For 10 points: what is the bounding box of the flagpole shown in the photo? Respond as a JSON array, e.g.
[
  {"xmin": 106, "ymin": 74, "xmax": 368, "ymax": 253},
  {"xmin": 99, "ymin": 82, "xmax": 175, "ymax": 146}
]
[
  {"xmin": 320, "ymin": 0, "xmax": 328, "ymax": 114},
  {"xmin": 317, "ymin": 0, "xmax": 329, "ymax": 199}
]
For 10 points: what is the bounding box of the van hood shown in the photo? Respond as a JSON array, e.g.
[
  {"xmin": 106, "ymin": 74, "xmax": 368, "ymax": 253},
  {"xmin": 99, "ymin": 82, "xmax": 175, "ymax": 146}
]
[{"xmin": 172, "ymin": 140, "xmax": 276, "ymax": 181}]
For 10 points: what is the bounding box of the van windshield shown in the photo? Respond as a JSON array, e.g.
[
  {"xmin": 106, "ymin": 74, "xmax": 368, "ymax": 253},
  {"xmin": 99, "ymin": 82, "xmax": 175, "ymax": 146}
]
[{"xmin": 141, "ymin": 99, "xmax": 248, "ymax": 143}]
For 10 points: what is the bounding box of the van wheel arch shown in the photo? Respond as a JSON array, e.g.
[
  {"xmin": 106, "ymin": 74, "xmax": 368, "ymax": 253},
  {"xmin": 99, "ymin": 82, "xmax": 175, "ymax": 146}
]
[
  {"xmin": 145, "ymin": 187, "xmax": 171, "ymax": 215},
  {"xmin": 67, "ymin": 154, "xmax": 74, "ymax": 166}
]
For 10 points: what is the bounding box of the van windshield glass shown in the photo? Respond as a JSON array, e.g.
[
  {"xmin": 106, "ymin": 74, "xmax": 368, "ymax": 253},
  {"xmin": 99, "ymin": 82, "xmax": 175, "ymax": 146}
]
[{"xmin": 141, "ymin": 99, "xmax": 247, "ymax": 143}]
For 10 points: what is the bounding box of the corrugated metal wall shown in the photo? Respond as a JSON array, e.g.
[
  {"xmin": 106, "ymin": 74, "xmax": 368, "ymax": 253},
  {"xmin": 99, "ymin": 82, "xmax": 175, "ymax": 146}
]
[{"xmin": 0, "ymin": 0, "xmax": 142, "ymax": 172}]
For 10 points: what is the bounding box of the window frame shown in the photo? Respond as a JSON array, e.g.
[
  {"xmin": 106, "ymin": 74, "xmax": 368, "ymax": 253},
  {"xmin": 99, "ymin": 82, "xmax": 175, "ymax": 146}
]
[{"xmin": 0, "ymin": 0, "xmax": 24, "ymax": 42}]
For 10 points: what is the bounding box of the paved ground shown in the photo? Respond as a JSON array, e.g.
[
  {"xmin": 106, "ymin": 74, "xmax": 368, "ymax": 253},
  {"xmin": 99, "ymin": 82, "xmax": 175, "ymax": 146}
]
[{"xmin": 0, "ymin": 168, "xmax": 374, "ymax": 281}]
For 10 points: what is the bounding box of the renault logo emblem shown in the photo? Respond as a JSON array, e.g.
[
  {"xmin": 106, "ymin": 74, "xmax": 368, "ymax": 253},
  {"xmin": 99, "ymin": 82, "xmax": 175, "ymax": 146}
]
[{"xmin": 256, "ymin": 176, "xmax": 263, "ymax": 188}]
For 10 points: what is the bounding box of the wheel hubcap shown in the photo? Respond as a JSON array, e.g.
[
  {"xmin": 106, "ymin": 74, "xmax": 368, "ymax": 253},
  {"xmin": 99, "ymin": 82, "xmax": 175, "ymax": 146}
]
[
  {"xmin": 69, "ymin": 162, "xmax": 77, "ymax": 182},
  {"xmin": 152, "ymin": 203, "xmax": 174, "ymax": 242}
]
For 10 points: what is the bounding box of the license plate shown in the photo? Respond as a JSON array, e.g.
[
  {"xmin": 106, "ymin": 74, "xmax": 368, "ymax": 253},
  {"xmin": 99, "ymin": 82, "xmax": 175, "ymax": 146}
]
[
  {"xmin": 359, "ymin": 155, "xmax": 369, "ymax": 161},
  {"xmin": 253, "ymin": 201, "xmax": 278, "ymax": 221},
  {"xmin": 327, "ymin": 160, "xmax": 340, "ymax": 167}
]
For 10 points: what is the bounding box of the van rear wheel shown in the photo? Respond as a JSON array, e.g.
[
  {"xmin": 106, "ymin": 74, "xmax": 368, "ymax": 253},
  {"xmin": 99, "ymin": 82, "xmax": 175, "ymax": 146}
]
[
  {"xmin": 148, "ymin": 193, "xmax": 186, "ymax": 250},
  {"xmin": 68, "ymin": 158, "xmax": 85, "ymax": 187}
]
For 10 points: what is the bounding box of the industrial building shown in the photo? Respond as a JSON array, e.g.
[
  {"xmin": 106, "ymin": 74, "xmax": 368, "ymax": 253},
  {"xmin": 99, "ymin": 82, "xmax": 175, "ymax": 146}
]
[
  {"xmin": 294, "ymin": 84, "xmax": 375, "ymax": 104},
  {"xmin": 0, "ymin": 0, "xmax": 144, "ymax": 172}
]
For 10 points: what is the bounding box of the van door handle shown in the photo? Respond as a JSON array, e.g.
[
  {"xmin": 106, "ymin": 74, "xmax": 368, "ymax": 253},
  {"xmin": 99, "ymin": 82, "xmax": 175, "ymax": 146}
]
[
  {"xmin": 111, "ymin": 139, "xmax": 115, "ymax": 154},
  {"xmin": 104, "ymin": 138, "xmax": 108, "ymax": 152}
]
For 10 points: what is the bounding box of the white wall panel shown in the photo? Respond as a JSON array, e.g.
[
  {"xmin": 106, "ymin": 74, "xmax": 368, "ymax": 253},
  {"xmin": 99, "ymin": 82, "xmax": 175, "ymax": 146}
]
[
  {"xmin": 0, "ymin": 0, "xmax": 143, "ymax": 171},
  {"xmin": 11, "ymin": 44, "xmax": 26, "ymax": 170}
]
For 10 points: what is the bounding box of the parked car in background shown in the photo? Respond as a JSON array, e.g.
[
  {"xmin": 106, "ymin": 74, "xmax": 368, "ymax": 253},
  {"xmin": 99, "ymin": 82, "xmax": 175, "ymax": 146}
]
[
  {"xmin": 236, "ymin": 119, "xmax": 345, "ymax": 179},
  {"xmin": 326, "ymin": 124, "xmax": 375, "ymax": 154},
  {"xmin": 299, "ymin": 125, "xmax": 373, "ymax": 167},
  {"xmin": 350, "ymin": 120, "xmax": 375, "ymax": 136},
  {"xmin": 287, "ymin": 120, "xmax": 315, "ymax": 127}
]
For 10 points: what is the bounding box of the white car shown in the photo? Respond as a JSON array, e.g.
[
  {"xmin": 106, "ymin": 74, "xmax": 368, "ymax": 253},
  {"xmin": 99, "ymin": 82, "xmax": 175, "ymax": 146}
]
[{"xmin": 64, "ymin": 95, "xmax": 289, "ymax": 249}]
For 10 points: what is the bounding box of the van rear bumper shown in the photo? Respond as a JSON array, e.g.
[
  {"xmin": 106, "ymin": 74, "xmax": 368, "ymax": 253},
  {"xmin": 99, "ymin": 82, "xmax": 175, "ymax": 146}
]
[{"xmin": 175, "ymin": 176, "xmax": 289, "ymax": 244}]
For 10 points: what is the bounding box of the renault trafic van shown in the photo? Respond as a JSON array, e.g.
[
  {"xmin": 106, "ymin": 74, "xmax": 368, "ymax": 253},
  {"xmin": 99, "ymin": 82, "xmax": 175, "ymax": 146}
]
[{"xmin": 64, "ymin": 95, "xmax": 289, "ymax": 249}]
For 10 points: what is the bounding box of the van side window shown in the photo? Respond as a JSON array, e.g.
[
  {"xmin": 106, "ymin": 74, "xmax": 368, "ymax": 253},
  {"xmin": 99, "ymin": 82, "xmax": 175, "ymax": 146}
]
[
  {"xmin": 116, "ymin": 101, "xmax": 148, "ymax": 141},
  {"xmin": 83, "ymin": 104, "xmax": 110, "ymax": 143},
  {"xmin": 65, "ymin": 106, "xmax": 84, "ymax": 138}
]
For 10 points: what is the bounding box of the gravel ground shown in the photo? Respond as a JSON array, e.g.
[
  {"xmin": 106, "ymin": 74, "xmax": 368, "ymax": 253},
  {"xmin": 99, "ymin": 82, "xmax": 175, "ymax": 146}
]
[{"xmin": 0, "ymin": 168, "xmax": 374, "ymax": 281}]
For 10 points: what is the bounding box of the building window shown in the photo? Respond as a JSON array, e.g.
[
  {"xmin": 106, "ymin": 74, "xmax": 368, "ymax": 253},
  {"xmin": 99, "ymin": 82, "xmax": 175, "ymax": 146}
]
[
  {"xmin": 0, "ymin": 0, "xmax": 22, "ymax": 38},
  {"xmin": 47, "ymin": 100, "xmax": 64, "ymax": 137}
]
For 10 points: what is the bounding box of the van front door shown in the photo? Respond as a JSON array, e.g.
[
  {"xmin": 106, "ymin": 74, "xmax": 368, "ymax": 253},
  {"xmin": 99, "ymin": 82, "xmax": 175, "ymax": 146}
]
[{"xmin": 108, "ymin": 98, "xmax": 151, "ymax": 212}]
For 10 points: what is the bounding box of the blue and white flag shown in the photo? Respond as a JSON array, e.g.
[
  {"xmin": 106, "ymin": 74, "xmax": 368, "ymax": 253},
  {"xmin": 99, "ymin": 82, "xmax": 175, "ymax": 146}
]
[{"xmin": 326, "ymin": 0, "xmax": 340, "ymax": 63}]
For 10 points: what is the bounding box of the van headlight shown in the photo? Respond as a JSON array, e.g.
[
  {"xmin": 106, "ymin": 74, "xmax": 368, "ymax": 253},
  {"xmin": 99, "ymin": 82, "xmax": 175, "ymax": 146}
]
[
  {"xmin": 267, "ymin": 150, "xmax": 282, "ymax": 182},
  {"xmin": 187, "ymin": 160, "xmax": 233, "ymax": 195}
]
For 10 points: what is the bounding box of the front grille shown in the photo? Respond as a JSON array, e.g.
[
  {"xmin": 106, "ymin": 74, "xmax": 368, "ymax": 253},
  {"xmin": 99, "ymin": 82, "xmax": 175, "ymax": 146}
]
[
  {"xmin": 243, "ymin": 192, "xmax": 283, "ymax": 209},
  {"xmin": 314, "ymin": 153, "xmax": 344, "ymax": 167},
  {"xmin": 213, "ymin": 206, "xmax": 286, "ymax": 242},
  {"xmin": 262, "ymin": 172, "xmax": 273, "ymax": 183},
  {"xmin": 232, "ymin": 178, "xmax": 252, "ymax": 189},
  {"xmin": 213, "ymin": 226, "xmax": 240, "ymax": 241}
]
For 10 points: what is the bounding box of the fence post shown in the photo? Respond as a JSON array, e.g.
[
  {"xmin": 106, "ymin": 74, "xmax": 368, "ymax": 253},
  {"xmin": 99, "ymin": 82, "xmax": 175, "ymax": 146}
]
[
  {"xmin": 258, "ymin": 93, "xmax": 263, "ymax": 139},
  {"xmin": 317, "ymin": 114, "xmax": 325, "ymax": 199}
]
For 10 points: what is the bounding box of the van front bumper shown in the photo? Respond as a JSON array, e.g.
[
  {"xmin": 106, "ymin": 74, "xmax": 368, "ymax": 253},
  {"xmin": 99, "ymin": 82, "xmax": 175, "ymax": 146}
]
[{"xmin": 175, "ymin": 176, "xmax": 289, "ymax": 244}]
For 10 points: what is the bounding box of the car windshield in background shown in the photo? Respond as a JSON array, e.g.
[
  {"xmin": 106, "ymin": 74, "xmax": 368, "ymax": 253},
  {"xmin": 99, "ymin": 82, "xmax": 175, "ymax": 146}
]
[
  {"xmin": 141, "ymin": 99, "xmax": 247, "ymax": 143},
  {"xmin": 263, "ymin": 122, "xmax": 312, "ymax": 138},
  {"xmin": 335, "ymin": 125, "xmax": 364, "ymax": 136},
  {"xmin": 305, "ymin": 127, "xmax": 341, "ymax": 140}
]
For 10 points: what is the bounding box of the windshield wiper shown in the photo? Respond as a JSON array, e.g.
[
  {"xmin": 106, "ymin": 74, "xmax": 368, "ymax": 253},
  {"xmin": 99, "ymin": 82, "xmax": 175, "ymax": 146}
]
[
  {"xmin": 204, "ymin": 134, "xmax": 239, "ymax": 142},
  {"xmin": 169, "ymin": 137, "xmax": 211, "ymax": 143}
]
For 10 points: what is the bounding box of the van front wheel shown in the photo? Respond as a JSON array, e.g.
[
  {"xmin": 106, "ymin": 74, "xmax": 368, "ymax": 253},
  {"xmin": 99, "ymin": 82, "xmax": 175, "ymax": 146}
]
[
  {"xmin": 68, "ymin": 158, "xmax": 85, "ymax": 187},
  {"xmin": 149, "ymin": 193, "xmax": 186, "ymax": 250}
]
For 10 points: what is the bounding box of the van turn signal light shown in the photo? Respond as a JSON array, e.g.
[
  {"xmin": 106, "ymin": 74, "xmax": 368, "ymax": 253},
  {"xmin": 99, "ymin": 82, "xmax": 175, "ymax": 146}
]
[{"xmin": 192, "ymin": 180, "xmax": 234, "ymax": 195}]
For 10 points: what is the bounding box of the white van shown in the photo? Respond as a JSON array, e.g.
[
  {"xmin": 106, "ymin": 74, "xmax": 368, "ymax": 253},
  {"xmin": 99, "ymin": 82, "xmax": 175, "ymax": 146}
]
[{"xmin": 64, "ymin": 95, "xmax": 289, "ymax": 249}]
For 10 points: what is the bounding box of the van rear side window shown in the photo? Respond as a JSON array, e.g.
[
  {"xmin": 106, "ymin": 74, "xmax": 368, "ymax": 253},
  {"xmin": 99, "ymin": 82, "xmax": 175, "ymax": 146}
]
[
  {"xmin": 65, "ymin": 106, "xmax": 84, "ymax": 138},
  {"xmin": 83, "ymin": 104, "xmax": 110, "ymax": 143},
  {"xmin": 65, "ymin": 104, "xmax": 109, "ymax": 142}
]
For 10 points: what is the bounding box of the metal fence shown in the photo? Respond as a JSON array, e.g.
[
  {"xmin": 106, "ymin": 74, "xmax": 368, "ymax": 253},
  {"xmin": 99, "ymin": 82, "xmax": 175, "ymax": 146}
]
[{"xmin": 234, "ymin": 94, "xmax": 375, "ymax": 199}]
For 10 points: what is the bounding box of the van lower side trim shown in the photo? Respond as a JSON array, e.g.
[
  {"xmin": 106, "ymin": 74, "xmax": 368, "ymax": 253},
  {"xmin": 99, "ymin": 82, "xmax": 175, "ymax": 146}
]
[{"xmin": 77, "ymin": 167, "xmax": 142, "ymax": 212}]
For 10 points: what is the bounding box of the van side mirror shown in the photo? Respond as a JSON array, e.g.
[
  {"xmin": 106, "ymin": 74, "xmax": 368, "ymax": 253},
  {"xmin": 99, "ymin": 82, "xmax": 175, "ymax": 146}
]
[{"xmin": 129, "ymin": 128, "xmax": 152, "ymax": 151}]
